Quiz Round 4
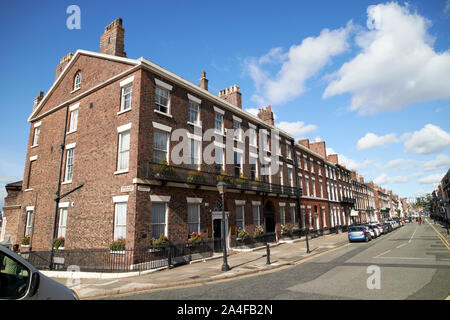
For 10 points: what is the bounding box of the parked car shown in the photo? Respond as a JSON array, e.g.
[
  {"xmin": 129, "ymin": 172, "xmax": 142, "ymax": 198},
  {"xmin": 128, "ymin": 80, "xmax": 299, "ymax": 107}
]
[
  {"xmin": 363, "ymin": 225, "xmax": 377, "ymax": 239},
  {"xmin": 375, "ymin": 223, "xmax": 385, "ymax": 235},
  {"xmin": 0, "ymin": 245, "xmax": 78, "ymax": 300},
  {"xmin": 382, "ymin": 222, "xmax": 393, "ymax": 233},
  {"xmin": 348, "ymin": 226, "xmax": 371, "ymax": 242},
  {"xmin": 369, "ymin": 224, "xmax": 381, "ymax": 237}
]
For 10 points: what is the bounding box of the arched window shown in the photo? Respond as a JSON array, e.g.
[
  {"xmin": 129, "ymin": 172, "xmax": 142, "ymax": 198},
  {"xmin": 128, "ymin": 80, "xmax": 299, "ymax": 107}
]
[{"xmin": 74, "ymin": 71, "xmax": 82, "ymax": 90}]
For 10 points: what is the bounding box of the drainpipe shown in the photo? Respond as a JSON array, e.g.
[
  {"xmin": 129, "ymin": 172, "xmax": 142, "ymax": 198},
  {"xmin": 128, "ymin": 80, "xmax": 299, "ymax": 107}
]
[{"xmin": 49, "ymin": 104, "xmax": 70, "ymax": 270}]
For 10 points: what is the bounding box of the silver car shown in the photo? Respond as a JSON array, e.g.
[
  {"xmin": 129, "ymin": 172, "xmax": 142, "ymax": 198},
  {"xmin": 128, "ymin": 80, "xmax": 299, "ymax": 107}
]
[{"xmin": 0, "ymin": 245, "xmax": 78, "ymax": 300}]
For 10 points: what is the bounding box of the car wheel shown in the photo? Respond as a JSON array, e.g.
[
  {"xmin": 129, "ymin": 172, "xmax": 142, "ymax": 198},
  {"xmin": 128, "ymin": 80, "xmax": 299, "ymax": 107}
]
[{"xmin": 365, "ymin": 236, "xmax": 369, "ymax": 242}]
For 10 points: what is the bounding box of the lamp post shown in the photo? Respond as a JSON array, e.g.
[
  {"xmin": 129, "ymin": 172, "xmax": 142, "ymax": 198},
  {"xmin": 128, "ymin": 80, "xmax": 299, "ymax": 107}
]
[{"xmin": 217, "ymin": 180, "xmax": 231, "ymax": 271}]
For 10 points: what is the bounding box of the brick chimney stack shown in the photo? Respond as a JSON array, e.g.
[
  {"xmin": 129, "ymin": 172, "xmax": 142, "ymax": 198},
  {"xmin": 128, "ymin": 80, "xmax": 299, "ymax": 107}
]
[
  {"xmin": 219, "ymin": 85, "xmax": 242, "ymax": 108},
  {"xmin": 298, "ymin": 139, "xmax": 310, "ymax": 149},
  {"xmin": 100, "ymin": 18, "xmax": 126, "ymax": 57},
  {"xmin": 257, "ymin": 105, "xmax": 274, "ymax": 125},
  {"xmin": 33, "ymin": 91, "xmax": 44, "ymax": 110},
  {"xmin": 310, "ymin": 141, "xmax": 326, "ymax": 159},
  {"xmin": 55, "ymin": 52, "xmax": 74, "ymax": 81},
  {"xmin": 199, "ymin": 71, "xmax": 208, "ymax": 91},
  {"xmin": 327, "ymin": 154, "xmax": 339, "ymax": 164},
  {"xmin": 350, "ymin": 170, "xmax": 357, "ymax": 181},
  {"xmin": 360, "ymin": 176, "xmax": 364, "ymax": 184}
]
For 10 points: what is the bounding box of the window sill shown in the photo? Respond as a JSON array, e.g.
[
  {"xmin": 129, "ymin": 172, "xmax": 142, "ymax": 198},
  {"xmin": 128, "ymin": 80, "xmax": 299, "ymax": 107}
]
[
  {"xmin": 187, "ymin": 121, "xmax": 202, "ymax": 128},
  {"xmin": 66, "ymin": 130, "xmax": 77, "ymax": 136},
  {"xmin": 117, "ymin": 108, "xmax": 132, "ymax": 116},
  {"xmin": 71, "ymin": 87, "xmax": 81, "ymax": 94},
  {"xmin": 114, "ymin": 169, "xmax": 129, "ymax": 175},
  {"xmin": 62, "ymin": 180, "xmax": 72, "ymax": 185},
  {"xmin": 154, "ymin": 110, "xmax": 172, "ymax": 118},
  {"xmin": 30, "ymin": 144, "xmax": 38, "ymax": 149},
  {"xmin": 25, "ymin": 188, "xmax": 33, "ymax": 192}
]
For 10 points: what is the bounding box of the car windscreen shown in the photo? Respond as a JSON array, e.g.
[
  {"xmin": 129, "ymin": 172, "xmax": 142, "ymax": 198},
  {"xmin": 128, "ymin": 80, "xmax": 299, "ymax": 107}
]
[{"xmin": 349, "ymin": 227, "xmax": 364, "ymax": 232}]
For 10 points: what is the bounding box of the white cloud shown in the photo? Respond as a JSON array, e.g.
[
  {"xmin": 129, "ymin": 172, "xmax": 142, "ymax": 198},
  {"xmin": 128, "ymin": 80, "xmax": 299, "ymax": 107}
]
[
  {"xmin": 418, "ymin": 172, "xmax": 446, "ymax": 184},
  {"xmin": 403, "ymin": 124, "xmax": 450, "ymax": 154},
  {"xmin": 323, "ymin": 2, "xmax": 450, "ymax": 114},
  {"xmin": 384, "ymin": 158, "xmax": 421, "ymax": 171},
  {"xmin": 276, "ymin": 121, "xmax": 317, "ymax": 139},
  {"xmin": 445, "ymin": 0, "xmax": 450, "ymax": 15},
  {"xmin": 423, "ymin": 154, "xmax": 450, "ymax": 171},
  {"xmin": 374, "ymin": 173, "xmax": 410, "ymax": 185},
  {"xmin": 326, "ymin": 147, "xmax": 376, "ymax": 171},
  {"xmin": 357, "ymin": 132, "xmax": 400, "ymax": 150},
  {"xmin": 246, "ymin": 23, "xmax": 353, "ymax": 106}
]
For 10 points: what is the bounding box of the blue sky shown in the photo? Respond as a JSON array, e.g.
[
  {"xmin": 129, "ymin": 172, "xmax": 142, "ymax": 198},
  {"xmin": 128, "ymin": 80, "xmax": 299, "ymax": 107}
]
[{"xmin": 0, "ymin": 0, "xmax": 449, "ymax": 210}]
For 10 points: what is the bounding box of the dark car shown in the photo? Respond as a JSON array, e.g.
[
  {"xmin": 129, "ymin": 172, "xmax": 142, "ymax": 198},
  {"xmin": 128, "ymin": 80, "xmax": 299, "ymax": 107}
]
[{"xmin": 382, "ymin": 222, "xmax": 393, "ymax": 233}]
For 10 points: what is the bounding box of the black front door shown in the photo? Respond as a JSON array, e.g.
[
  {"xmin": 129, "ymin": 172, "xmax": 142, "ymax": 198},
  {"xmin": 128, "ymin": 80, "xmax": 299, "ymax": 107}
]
[
  {"xmin": 264, "ymin": 214, "xmax": 275, "ymax": 233},
  {"xmin": 213, "ymin": 219, "xmax": 222, "ymax": 252}
]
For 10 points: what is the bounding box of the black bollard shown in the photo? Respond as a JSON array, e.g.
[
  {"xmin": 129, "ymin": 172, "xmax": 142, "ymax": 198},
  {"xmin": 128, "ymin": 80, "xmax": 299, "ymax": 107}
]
[
  {"xmin": 266, "ymin": 243, "xmax": 271, "ymax": 265},
  {"xmin": 168, "ymin": 245, "xmax": 172, "ymax": 269}
]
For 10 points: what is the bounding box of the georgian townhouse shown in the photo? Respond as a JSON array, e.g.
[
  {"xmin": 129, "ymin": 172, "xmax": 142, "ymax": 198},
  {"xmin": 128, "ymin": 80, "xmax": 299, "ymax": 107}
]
[
  {"xmin": 295, "ymin": 139, "xmax": 330, "ymax": 232},
  {"xmin": 1, "ymin": 18, "xmax": 402, "ymax": 253},
  {"xmin": 3, "ymin": 19, "xmax": 307, "ymax": 252}
]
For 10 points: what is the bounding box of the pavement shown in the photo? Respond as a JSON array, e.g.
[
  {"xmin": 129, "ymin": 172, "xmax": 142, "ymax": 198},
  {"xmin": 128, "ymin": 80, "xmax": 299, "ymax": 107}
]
[{"xmin": 46, "ymin": 230, "xmax": 350, "ymax": 299}]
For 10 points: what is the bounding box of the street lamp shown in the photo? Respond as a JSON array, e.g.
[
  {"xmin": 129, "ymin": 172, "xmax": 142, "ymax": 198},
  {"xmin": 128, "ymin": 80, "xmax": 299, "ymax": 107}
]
[{"xmin": 217, "ymin": 180, "xmax": 231, "ymax": 271}]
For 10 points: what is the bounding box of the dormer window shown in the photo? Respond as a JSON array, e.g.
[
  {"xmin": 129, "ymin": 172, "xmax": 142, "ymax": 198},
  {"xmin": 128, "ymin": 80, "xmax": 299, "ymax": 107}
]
[{"xmin": 74, "ymin": 71, "xmax": 82, "ymax": 90}]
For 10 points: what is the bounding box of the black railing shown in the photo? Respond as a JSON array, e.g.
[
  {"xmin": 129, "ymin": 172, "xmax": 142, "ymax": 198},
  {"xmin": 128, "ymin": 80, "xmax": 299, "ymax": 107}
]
[
  {"xmin": 231, "ymin": 232, "xmax": 277, "ymax": 248},
  {"xmin": 22, "ymin": 240, "xmax": 214, "ymax": 273},
  {"xmin": 341, "ymin": 197, "xmax": 356, "ymax": 205},
  {"xmin": 144, "ymin": 162, "xmax": 302, "ymax": 197}
]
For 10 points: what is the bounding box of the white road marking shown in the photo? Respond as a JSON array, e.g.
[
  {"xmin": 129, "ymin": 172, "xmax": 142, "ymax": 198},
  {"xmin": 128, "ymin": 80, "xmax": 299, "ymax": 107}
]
[
  {"xmin": 375, "ymin": 256, "xmax": 450, "ymax": 261},
  {"xmin": 91, "ymin": 280, "xmax": 119, "ymax": 286},
  {"xmin": 396, "ymin": 243, "xmax": 407, "ymax": 249},
  {"xmin": 374, "ymin": 250, "xmax": 391, "ymax": 258},
  {"xmin": 409, "ymin": 227, "xmax": 418, "ymax": 243}
]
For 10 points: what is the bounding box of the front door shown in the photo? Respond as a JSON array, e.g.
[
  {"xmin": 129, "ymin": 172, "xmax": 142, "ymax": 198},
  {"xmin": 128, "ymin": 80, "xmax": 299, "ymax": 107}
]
[
  {"xmin": 213, "ymin": 218, "xmax": 222, "ymax": 252},
  {"xmin": 264, "ymin": 215, "xmax": 275, "ymax": 233}
]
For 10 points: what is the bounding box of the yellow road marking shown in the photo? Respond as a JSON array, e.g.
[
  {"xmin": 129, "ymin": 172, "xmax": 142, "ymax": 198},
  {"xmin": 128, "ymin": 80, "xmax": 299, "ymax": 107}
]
[{"xmin": 429, "ymin": 224, "xmax": 450, "ymax": 250}]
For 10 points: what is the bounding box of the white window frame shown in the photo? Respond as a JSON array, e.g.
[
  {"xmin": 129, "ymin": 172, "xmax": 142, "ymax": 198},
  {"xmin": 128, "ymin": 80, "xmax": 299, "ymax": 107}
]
[
  {"xmin": 290, "ymin": 205, "xmax": 296, "ymax": 224},
  {"xmin": 252, "ymin": 206, "xmax": 260, "ymax": 227},
  {"xmin": 187, "ymin": 203, "xmax": 201, "ymax": 234},
  {"xmin": 113, "ymin": 202, "xmax": 127, "ymax": 241},
  {"xmin": 64, "ymin": 144, "xmax": 75, "ymax": 183},
  {"xmin": 151, "ymin": 201, "xmax": 169, "ymax": 239},
  {"xmin": 32, "ymin": 126, "xmax": 40, "ymax": 147},
  {"xmin": 188, "ymin": 100, "xmax": 200, "ymax": 125},
  {"xmin": 25, "ymin": 210, "xmax": 34, "ymax": 236},
  {"xmin": 117, "ymin": 130, "xmax": 130, "ymax": 173},
  {"xmin": 120, "ymin": 85, "xmax": 133, "ymax": 112},
  {"xmin": 233, "ymin": 120, "xmax": 242, "ymax": 141},
  {"xmin": 68, "ymin": 104, "xmax": 79, "ymax": 134},
  {"xmin": 155, "ymin": 83, "xmax": 171, "ymax": 115},
  {"xmin": 235, "ymin": 205, "xmax": 245, "ymax": 231},
  {"xmin": 280, "ymin": 206, "xmax": 286, "ymax": 225},
  {"xmin": 74, "ymin": 71, "xmax": 81, "ymax": 90},
  {"xmin": 153, "ymin": 129, "xmax": 170, "ymax": 164},
  {"xmin": 57, "ymin": 207, "xmax": 68, "ymax": 239},
  {"xmin": 214, "ymin": 112, "xmax": 224, "ymax": 134}
]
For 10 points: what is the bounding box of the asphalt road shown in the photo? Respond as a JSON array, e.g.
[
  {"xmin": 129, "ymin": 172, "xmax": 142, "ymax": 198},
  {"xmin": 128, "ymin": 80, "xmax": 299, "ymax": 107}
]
[{"xmin": 109, "ymin": 223, "xmax": 450, "ymax": 300}]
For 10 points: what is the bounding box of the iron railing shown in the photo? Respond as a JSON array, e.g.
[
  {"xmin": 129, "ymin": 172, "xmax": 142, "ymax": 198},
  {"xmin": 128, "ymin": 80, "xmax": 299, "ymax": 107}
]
[
  {"xmin": 143, "ymin": 162, "xmax": 302, "ymax": 197},
  {"xmin": 21, "ymin": 240, "xmax": 215, "ymax": 273}
]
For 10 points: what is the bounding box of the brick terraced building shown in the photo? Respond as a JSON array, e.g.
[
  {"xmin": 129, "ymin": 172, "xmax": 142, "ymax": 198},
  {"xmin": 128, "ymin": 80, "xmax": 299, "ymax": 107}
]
[{"xmin": 1, "ymin": 19, "xmax": 401, "ymax": 252}]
